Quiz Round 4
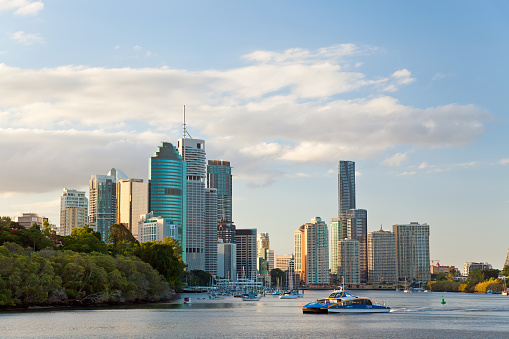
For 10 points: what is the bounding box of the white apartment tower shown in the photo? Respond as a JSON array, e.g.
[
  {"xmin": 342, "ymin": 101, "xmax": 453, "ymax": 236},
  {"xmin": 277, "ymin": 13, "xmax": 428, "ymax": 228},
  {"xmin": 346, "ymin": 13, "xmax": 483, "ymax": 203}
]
[
  {"xmin": 393, "ymin": 222, "xmax": 431, "ymax": 284},
  {"xmin": 60, "ymin": 188, "xmax": 88, "ymax": 236},
  {"xmin": 178, "ymin": 137, "xmax": 206, "ymax": 271}
]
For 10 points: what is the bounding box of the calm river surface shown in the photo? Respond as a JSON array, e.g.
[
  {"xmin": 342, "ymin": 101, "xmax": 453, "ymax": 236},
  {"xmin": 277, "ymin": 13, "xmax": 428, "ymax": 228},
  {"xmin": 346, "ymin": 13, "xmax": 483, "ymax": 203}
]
[{"xmin": 2, "ymin": 290, "xmax": 509, "ymax": 338}]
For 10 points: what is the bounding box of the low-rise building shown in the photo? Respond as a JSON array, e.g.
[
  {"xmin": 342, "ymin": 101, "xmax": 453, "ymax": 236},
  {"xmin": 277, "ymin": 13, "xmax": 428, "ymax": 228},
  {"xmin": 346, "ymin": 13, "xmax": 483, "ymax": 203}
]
[
  {"xmin": 463, "ymin": 262, "xmax": 492, "ymax": 276},
  {"xmin": 137, "ymin": 212, "xmax": 178, "ymax": 243}
]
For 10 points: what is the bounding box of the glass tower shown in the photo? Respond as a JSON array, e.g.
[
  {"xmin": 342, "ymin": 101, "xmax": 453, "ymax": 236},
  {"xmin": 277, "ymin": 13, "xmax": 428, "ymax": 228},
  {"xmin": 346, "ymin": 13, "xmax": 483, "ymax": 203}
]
[
  {"xmin": 148, "ymin": 142, "xmax": 187, "ymax": 262},
  {"xmin": 338, "ymin": 160, "xmax": 356, "ymax": 218},
  {"xmin": 207, "ymin": 160, "xmax": 232, "ymax": 223}
]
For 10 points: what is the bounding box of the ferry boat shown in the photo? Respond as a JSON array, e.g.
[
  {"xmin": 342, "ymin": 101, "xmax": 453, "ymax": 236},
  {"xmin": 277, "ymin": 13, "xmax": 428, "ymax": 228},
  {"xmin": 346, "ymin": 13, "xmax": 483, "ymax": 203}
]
[{"xmin": 302, "ymin": 288, "xmax": 390, "ymax": 314}]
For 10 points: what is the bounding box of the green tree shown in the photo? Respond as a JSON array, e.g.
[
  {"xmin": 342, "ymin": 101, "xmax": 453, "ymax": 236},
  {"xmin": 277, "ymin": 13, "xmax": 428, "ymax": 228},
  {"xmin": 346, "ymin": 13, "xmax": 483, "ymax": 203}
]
[
  {"xmin": 270, "ymin": 268, "xmax": 286, "ymax": 289},
  {"xmin": 136, "ymin": 237, "xmax": 186, "ymax": 289},
  {"xmin": 106, "ymin": 223, "xmax": 139, "ymax": 255},
  {"xmin": 184, "ymin": 270, "xmax": 213, "ymax": 286},
  {"xmin": 501, "ymin": 265, "xmax": 509, "ymax": 277},
  {"xmin": 62, "ymin": 226, "xmax": 108, "ymax": 254},
  {"xmin": 483, "ymin": 269, "xmax": 500, "ymax": 280},
  {"xmin": 22, "ymin": 223, "xmax": 55, "ymax": 251}
]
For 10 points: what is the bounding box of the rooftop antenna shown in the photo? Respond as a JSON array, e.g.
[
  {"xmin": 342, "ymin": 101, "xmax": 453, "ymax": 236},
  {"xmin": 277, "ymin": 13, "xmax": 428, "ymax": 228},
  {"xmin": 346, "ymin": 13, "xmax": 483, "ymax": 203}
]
[{"xmin": 182, "ymin": 105, "xmax": 193, "ymax": 161}]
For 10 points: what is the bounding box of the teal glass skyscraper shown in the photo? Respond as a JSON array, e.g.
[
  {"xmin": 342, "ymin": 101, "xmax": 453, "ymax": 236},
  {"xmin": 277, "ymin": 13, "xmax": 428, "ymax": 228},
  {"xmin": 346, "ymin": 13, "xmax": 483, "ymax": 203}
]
[
  {"xmin": 207, "ymin": 160, "xmax": 232, "ymax": 223},
  {"xmin": 149, "ymin": 142, "xmax": 187, "ymax": 262}
]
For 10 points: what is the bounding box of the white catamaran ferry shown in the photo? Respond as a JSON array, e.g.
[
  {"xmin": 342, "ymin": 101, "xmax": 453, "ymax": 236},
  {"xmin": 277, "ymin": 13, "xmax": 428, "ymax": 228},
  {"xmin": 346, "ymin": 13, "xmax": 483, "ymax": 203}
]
[{"xmin": 303, "ymin": 288, "xmax": 390, "ymax": 314}]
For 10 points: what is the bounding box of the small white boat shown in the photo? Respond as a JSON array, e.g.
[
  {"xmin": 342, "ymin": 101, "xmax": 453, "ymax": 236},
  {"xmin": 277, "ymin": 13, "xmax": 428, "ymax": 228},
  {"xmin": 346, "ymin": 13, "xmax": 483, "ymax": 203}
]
[
  {"xmin": 183, "ymin": 296, "xmax": 191, "ymax": 304},
  {"xmin": 279, "ymin": 292, "xmax": 298, "ymax": 299}
]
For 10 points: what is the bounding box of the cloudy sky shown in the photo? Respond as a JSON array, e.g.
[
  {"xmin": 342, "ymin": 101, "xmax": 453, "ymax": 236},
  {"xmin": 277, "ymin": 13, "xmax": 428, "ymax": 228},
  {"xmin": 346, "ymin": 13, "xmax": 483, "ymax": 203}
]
[{"xmin": 1, "ymin": 1, "xmax": 508, "ymax": 268}]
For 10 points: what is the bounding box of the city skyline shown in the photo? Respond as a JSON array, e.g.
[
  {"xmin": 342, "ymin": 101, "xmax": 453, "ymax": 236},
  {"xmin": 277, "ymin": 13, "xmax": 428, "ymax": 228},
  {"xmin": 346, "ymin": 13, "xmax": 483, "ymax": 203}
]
[{"xmin": 0, "ymin": 1, "xmax": 508, "ymax": 268}]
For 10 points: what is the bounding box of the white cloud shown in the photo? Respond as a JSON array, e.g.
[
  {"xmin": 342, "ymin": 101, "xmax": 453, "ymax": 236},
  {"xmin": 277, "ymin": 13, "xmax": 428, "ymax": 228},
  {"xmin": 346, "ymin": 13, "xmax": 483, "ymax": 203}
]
[
  {"xmin": 383, "ymin": 152, "xmax": 407, "ymax": 167},
  {"xmin": 133, "ymin": 45, "xmax": 142, "ymax": 50},
  {"xmin": 10, "ymin": 31, "xmax": 43, "ymax": 45},
  {"xmin": 114, "ymin": 45, "xmax": 121, "ymax": 49},
  {"xmin": 418, "ymin": 162, "xmax": 430, "ymax": 169},
  {"xmin": 0, "ymin": 0, "xmax": 43, "ymax": 15},
  {"xmin": 398, "ymin": 171, "xmax": 416, "ymax": 176},
  {"xmin": 0, "ymin": 45, "xmax": 489, "ymax": 193},
  {"xmin": 457, "ymin": 161, "xmax": 477, "ymax": 168},
  {"xmin": 499, "ymin": 159, "xmax": 509, "ymax": 165}
]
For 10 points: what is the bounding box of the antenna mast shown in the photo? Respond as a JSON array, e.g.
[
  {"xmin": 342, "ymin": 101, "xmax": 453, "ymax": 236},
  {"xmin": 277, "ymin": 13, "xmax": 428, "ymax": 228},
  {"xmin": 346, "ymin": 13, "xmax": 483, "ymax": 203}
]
[{"xmin": 182, "ymin": 105, "xmax": 186, "ymax": 161}]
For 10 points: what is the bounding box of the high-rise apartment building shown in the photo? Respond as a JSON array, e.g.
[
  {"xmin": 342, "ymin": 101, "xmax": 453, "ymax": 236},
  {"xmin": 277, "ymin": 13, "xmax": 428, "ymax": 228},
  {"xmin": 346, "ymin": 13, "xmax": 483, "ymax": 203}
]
[
  {"xmin": 207, "ymin": 160, "xmax": 232, "ymax": 223},
  {"xmin": 337, "ymin": 238, "xmax": 360, "ymax": 284},
  {"xmin": 149, "ymin": 142, "xmax": 187, "ymax": 262},
  {"xmin": 178, "ymin": 138, "xmax": 206, "ymax": 271},
  {"xmin": 218, "ymin": 222, "xmax": 236, "ymax": 243},
  {"xmin": 60, "ymin": 189, "xmax": 88, "ymax": 236},
  {"xmin": 338, "ymin": 160, "xmax": 356, "ymax": 218},
  {"xmin": 89, "ymin": 168, "xmax": 127, "ymax": 240},
  {"xmin": 117, "ymin": 179, "xmax": 148, "ymax": 233},
  {"xmin": 329, "ymin": 218, "xmax": 343, "ymax": 275},
  {"xmin": 368, "ymin": 229, "xmax": 397, "ymax": 284},
  {"xmin": 393, "ymin": 222, "xmax": 431, "ymax": 284},
  {"xmin": 294, "ymin": 217, "xmax": 329, "ymax": 285},
  {"xmin": 236, "ymin": 229, "xmax": 257, "ymax": 281},
  {"xmin": 204, "ymin": 188, "xmax": 218, "ymax": 275}
]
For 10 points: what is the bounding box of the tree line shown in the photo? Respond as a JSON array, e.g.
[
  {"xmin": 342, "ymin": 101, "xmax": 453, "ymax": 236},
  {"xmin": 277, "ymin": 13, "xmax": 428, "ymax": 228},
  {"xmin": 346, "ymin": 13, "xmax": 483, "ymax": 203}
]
[
  {"xmin": 427, "ymin": 267, "xmax": 509, "ymax": 293},
  {"xmin": 0, "ymin": 217, "xmax": 186, "ymax": 307}
]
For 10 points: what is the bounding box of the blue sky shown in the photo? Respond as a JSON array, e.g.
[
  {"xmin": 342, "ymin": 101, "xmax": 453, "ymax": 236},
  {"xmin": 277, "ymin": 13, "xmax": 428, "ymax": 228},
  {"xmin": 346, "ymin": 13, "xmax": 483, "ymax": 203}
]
[{"xmin": 1, "ymin": 1, "xmax": 508, "ymax": 268}]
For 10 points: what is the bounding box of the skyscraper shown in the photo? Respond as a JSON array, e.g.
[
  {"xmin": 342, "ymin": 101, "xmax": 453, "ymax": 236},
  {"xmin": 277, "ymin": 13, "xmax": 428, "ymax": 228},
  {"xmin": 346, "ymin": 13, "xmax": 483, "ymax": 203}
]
[
  {"xmin": 217, "ymin": 240, "xmax": 237, "ymax": 280},
  {"xmin": 393, "ymin": 222, "xmax": 431, "ymax": 284},
  {"xmin": 117, "ymin": 179, "xmax": 148, "ymax": 233},
  {"xmin": 338, "ymin": 160, "xmax": 356, "ymax": 218},
  {"xmin": 294, "ymin": 217, "xmax": 329, "ymax": 285},
  {"xmin": 236, "ymin": 229, "xmax": 257, "ymax": 281},
  {"xmin": 207, "ymin": 160, "xmax": 232, "ymax": 223},
  {"xmin": 60, "ymin": 188, "xmax": 88, "ymax": 236},
  {"xmin": 178, "ymin": 137, "xmax": 206, "ymax": 271},
  {"xmin": 204, "ymin": 188, "xmax": 218, "ymax": 275},
  {"xmin": 329, "ymin": 218, "xmax": 344, "ymax": 275},
  {"xmin": 346, "ymin": 208, "xmax": 368, "ymax": 282},
  {"xmin": 89, "ymin": 168, "xmax": 127, "ymax": 240},
  {"xmin": 368, "ymin": 229, "xmax": 397, "ymax": 284},
  {"xmin": 149, "ymin": 142, "xmax": 187, "ymax": 261}
]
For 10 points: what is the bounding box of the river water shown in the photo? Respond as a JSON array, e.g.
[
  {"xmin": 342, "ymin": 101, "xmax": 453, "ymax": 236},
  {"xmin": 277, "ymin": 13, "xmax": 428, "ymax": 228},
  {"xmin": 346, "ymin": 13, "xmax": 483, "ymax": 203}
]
[{"xmin": 2, "ymin": 290, "xmax": 509, "ymax": 338}]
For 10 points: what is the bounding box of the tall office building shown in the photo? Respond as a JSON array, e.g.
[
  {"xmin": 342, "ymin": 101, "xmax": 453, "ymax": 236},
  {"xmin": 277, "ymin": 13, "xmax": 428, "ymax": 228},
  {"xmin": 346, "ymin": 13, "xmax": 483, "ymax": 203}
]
[
  {"xmin": 393, "ymin": 222, "xmax": 431, "ymax": 284},
  {"xmin": 207, "ymin": 160, "xmax": 232, "ymax": 223},
  {"xmin": 117, "ymin": 179, "xmax": 148, "ymax": 234},
  {"xmin": 368, "ymin": 229, "xmax": 397, "ymax": 284},
  {"xmin": 236, "ymin": 229, "xmax": 257, "ymax": 281},
  {"xmin": 346, "ymin": 209, "xmax": 368, "ymax": 282},
  {"xmin": 178, "ymin": 138, "xmax": 206, "ymax": 271},
  {"xmin": 60, "ymin": 188, "xmax": 88, "ymax": 236},
  {"xmin": 338, "ymin": 161, "xmax": 356, "ymax": 218},
  {"xmin": 294, "ymin": 217, "xmax": 329, "ymax": 285},
  {"xmin": 337, "ymin": 238, "xmax": 360, "ymax": 284},
  {"xmin": 256, "ymin": 232, "xmax": 270, "ymax": 273},
  {"xmin": 149, "ymin": 142, "xmax": 187, "ymax": 261},
  {"xmin": 217, "ymin": 240, "xmax": 237, "ymax": 280},
  {"xmin": 329, "ymin": 218, "xmax": 344, "ymax": 275},
  {"xmin": 204, "ymin": 188, "xmax": 218, "ymax": 275},
  {"xmin": 89, "ymin": 168, "xmax": 127, "ymax": 240},
  {"xmin": 265, "ymin": 249, "xmax": 275, "ymax": 272}
]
